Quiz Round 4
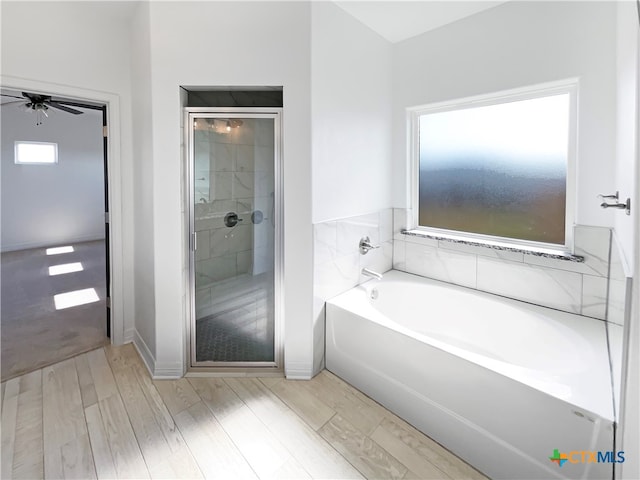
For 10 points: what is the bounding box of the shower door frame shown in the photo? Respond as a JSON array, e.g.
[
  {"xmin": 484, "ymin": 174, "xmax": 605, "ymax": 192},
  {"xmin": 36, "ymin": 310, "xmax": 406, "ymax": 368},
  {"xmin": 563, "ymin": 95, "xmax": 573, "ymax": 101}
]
[{"xmin": 185, "ymin": 107, "xmax": 284, "ymax": 371}]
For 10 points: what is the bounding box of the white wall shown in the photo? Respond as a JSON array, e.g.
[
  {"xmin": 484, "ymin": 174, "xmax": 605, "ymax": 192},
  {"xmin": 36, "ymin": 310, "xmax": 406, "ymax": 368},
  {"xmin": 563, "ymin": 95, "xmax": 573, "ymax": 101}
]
[
  {"xmin": 615, "ymin": 1, "xmax": 639, "ymax": 274},
  {"xmin": 622, "ymin": 221, "xmax": 640, "ymax": 480},
  {"xmin": 1, "ymin": 0, "xmax": 136, "ymax": 342},
  {"xmin": 1, "ymin": 106, "xmax": 104, "ymax": 251},
  {"xmin": 310, "ymin": 2, "xmax": 393, "ymax": 374},
  {"xmin": 391, "ymin": 1, "xmax": 618, "ymax": 230},
  {"xmin": 622, "ymin": 285, "xmax": 640, "ymax": 480},
  {"xmin": 140, "ymin": 1, "xmax": 313, "ymax": 377},
  {"xmin": 618, "ymin": 3, "xmax": 640, "ymax": 479},
  {"xmin": 130, "ymin": 1, "xmax": 156, "ymax": 361},
  {"xmin": 311, "ymin": 1, "xmax": 392, "ymax": 223}
]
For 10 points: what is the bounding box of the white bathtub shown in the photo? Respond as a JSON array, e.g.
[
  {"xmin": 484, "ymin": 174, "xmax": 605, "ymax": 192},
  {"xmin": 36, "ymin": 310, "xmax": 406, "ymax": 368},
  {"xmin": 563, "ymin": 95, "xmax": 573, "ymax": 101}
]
[{"xmin": 326, "ymin": 270, "xmax": 614, "ymax": 480}]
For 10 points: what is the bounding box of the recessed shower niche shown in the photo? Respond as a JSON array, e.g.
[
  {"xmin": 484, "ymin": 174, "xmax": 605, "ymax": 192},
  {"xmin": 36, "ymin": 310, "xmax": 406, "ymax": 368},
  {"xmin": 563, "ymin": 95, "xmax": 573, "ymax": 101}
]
[{"xmin": 185, "ymin": 98, "xmax": 283, "ymax": 369}]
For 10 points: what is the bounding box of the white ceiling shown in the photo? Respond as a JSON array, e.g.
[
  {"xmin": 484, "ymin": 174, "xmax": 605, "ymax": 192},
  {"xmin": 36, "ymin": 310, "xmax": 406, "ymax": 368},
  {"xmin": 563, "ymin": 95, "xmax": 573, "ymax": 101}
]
[{"xmin": 333, "ymin": 1, "xmax": 509, "ymax": 43}]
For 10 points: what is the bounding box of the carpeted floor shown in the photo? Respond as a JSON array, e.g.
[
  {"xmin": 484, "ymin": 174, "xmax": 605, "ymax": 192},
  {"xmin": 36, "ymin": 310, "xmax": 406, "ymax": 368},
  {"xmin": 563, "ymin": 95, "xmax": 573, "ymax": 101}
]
[{"xmin": 1, "ymin": 240, "xmax": 108, "ymax": 381}]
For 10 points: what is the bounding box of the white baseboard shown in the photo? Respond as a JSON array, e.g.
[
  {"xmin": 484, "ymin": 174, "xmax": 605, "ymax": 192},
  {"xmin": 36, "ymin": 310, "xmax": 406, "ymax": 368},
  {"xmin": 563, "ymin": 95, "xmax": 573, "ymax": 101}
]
[
  {"xmin": 123, "ymin": 327, "xmax": 135, "ymax": 344},
  {"xmin": 153, "ymin": 364, "xmax": 184, "ymax": 379},
  {"xmin": 133, "ymin": 330, "xmax": 184, "ymax": 379},
  {"xmin": 133, "ymin": 330, "xmax": 155, "ymax": 377},
  {"xmin": 1, "ymin": 234, "xmax": 106, "ymax": 253},
  {"xmin": 284, "ymin": 361, "xmax": 314, "ymax": 380}
]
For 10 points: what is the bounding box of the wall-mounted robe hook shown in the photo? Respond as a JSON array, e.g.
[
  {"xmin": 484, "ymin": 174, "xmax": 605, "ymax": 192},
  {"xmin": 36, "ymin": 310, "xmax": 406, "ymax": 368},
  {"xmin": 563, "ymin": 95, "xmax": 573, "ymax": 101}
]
[
  {"xmin": 599, "ymin": 192, "xmax": 631, "ymax": 215},
  {"xmin": 597, "ymin": 191, "xmax": 619, "ymax": 201}
]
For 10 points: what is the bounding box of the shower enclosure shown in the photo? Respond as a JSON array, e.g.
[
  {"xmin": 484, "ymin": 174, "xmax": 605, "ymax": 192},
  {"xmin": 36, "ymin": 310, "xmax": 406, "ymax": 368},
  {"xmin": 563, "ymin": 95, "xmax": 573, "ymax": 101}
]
[{"xmin": 186, "ymin": 108, "xmax": 282, "ymax": 369}]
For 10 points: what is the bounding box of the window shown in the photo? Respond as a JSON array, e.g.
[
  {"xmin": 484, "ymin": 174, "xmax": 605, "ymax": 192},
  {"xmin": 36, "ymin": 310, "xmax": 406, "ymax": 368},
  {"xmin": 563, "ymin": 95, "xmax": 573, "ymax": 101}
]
[
  {"xmin": 410, "ymin": 81, "xmax": 576, "ymax": 251},
  {"xmin": 14, "ymin": 141, "xmax": 58, "ymax": 165}
]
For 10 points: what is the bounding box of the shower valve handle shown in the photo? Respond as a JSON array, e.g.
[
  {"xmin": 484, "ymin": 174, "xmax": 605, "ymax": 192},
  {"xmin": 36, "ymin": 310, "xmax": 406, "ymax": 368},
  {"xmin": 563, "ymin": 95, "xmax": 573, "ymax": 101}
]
[
  {"xmin": 224, "ymin": 212, "xmax": 243, "ymax": 228},
  {"xmin": 359, "ymin": 236, "xmax": 380, "ymax": 255}
]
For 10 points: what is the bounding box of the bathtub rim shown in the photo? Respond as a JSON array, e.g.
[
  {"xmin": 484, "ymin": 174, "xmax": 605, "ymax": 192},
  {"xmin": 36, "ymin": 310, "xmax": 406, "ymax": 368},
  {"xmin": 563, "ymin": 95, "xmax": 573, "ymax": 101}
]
[{"xmin": 326, "ymin": 269, "xmax": 614, "ymax": 423}]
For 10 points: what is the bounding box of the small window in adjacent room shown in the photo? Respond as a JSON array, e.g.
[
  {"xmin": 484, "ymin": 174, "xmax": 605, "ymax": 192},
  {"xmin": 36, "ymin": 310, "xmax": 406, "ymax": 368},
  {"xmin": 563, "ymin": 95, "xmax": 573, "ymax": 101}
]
[
  {"xmin": 410, "ymin": 81, "xmax": 576, "ymax": 251},
  {"xmin": 14, "ymin": 141, "xmax": 58, "ymax": 165}
]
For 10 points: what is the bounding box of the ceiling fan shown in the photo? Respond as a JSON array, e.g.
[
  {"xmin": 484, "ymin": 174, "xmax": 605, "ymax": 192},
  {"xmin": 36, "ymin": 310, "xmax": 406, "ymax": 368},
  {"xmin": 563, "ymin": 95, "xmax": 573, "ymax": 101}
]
[{"xmin": 1, "ymin": 91, "xmax": 84, "ymax": 125}]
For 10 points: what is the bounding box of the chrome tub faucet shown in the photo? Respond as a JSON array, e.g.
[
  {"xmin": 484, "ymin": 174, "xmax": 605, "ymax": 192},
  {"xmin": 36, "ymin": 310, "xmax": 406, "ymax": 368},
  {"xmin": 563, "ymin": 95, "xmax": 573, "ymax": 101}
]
[{"xmin": 361, "ymin": 268, "xmax": 383, "ymax": 280}]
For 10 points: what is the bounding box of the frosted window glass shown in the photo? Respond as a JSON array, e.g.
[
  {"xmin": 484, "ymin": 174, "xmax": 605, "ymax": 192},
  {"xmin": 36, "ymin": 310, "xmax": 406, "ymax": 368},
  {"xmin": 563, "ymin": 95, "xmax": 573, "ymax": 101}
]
[
  {"xmin": 418, "ymin": 93, "xmax": 569, "ymax": 245},
  {"xmin": 14, "ymin": 141, "xmax": 58, "ymax": 164}
]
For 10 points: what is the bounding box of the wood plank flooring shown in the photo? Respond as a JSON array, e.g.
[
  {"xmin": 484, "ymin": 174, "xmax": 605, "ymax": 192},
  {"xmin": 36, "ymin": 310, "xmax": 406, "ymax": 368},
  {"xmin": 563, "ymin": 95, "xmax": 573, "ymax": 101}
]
[{"xmin": 0, "ymin": 344, "xmax": 489, "ymax": 480}]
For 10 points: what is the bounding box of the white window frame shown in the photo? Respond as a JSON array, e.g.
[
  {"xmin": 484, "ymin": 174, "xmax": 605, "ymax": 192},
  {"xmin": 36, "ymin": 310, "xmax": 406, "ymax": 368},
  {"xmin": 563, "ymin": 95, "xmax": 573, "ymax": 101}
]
[
  {"xmin": 408, "ymin": 79, "xmax": 578, "ymax": 254},
  {"xmin": 14, "ymin": 141, "xmax": 58, "ymax": 165}
]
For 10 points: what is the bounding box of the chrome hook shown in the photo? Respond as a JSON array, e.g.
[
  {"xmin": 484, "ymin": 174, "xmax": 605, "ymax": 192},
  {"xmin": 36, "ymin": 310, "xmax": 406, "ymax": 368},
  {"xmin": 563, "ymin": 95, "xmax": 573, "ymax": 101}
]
[
  {"xmin": 600, "ymin": 197, "xmax": 631, "ymax": 215},
  {"xmin": 597, "ymin": 191, "xmax": 619, "ymax": 201}
]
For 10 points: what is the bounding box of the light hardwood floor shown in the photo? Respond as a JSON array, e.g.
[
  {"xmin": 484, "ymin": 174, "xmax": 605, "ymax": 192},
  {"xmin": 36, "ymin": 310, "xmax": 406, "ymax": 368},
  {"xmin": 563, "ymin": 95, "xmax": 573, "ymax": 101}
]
[{"xmin": 0, "ymin": 344, "xmax": 489, "ymax": 480}]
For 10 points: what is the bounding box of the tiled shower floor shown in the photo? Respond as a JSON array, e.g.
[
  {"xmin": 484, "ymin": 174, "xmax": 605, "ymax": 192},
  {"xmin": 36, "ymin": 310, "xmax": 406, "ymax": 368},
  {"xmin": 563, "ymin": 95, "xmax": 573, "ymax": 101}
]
[{"xmin": 195, "ymin": 273, "xmax": 274, "ymax": 362}]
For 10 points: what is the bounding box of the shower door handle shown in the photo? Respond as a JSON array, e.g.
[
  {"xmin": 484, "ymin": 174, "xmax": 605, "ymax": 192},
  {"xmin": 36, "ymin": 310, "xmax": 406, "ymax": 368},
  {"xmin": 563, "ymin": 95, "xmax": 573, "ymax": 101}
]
[{"xmin": 192, "ymin": 232, "xmax": 197, "ymax": 251}]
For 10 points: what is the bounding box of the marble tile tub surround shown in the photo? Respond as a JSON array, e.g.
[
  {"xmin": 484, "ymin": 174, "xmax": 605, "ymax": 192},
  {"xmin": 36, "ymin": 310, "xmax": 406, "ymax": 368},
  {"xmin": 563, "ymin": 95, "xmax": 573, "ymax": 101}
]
[
  {"xmin": 312, "ymin": 209, "xmax": 393, "ymax": 374},
  {"xmin": 393, "ymin": 209, "xmax": 612, "ymax": 320},
  {"xmin": 314, "ymin": 209, "xmax": 393, "ymax": 299},
  {"xmin": 607, "ymin": 233, "xmax": 630, "ymax": 418},
  {"xmin": 607, "ymin": 232, "xmax": 628, "ymax": 327}
]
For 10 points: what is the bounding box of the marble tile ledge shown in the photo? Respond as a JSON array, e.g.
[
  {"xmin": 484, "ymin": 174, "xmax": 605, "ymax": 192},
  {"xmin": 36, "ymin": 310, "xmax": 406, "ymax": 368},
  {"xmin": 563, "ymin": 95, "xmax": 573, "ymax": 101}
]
[{"xmin": 401, "ymin": 230, "xmax": 585, "ymax": 262}]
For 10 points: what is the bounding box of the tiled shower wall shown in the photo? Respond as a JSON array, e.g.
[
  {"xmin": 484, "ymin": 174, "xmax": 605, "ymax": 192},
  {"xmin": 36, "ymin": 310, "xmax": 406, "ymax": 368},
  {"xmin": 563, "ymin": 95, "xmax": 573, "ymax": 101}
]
[
  {"xmin": 193, "ymin": 122, "xmax": 275, "ymax": 319},
  {"xmin": 393, "ymin": 209, "xmax": 612, "ymax": 320},
  {"xmin": 312, "ymin": 209, "xmax": 394, "ymax": 374}
]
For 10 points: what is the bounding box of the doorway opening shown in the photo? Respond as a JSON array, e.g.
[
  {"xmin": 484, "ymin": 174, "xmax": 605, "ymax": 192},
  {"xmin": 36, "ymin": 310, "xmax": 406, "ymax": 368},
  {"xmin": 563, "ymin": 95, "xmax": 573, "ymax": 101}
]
[
  {"xmin": 0, "ymin": 88, "xmax": 111, "ymax": 381},
  {"xmin": 185, "ymin": 105, "xmax": 284, "ymax": 371}
]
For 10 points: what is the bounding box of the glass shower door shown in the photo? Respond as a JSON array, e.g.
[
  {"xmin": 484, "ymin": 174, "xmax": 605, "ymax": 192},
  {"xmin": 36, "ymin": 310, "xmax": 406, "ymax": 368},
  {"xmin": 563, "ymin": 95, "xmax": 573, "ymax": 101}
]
[{"xmin": 187, "ymin": 109, "xmax": 281, "ymax": 367}]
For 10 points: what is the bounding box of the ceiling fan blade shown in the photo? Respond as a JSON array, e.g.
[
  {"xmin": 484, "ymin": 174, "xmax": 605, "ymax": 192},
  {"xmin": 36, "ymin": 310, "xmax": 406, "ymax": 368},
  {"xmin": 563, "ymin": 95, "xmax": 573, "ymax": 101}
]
[
  {"xmin": 51, "ymin": 99, "xmax": 103, "ymax": 111},
  {"xmin": 0, "ymin": 100, "xmax": 26, "ymax": 106},
  {"xmin": 1, "ymin": 93, "xmax": 25, "ymax": 100},
  {"xmin": 47, "ymin": 102, "xmax": 83, "ymax": 115}
]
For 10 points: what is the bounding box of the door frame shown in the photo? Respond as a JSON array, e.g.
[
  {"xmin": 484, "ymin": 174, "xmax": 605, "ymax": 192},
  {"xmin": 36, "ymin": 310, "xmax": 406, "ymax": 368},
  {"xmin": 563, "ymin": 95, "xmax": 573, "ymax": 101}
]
[
  {"xmin": 185, "ymin": 107, "xmax": 284, "ymax": 371},
  {"xmin": 1, "ymin": 75, "xmax": 126, "ymax": 345}
]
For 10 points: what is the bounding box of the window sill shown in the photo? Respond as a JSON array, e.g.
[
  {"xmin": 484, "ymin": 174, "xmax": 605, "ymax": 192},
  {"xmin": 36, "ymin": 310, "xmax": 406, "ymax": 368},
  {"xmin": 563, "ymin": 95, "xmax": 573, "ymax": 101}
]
[{"xmin": 401, "ymin": 230, "xmax": 585, "ymax": 263}]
